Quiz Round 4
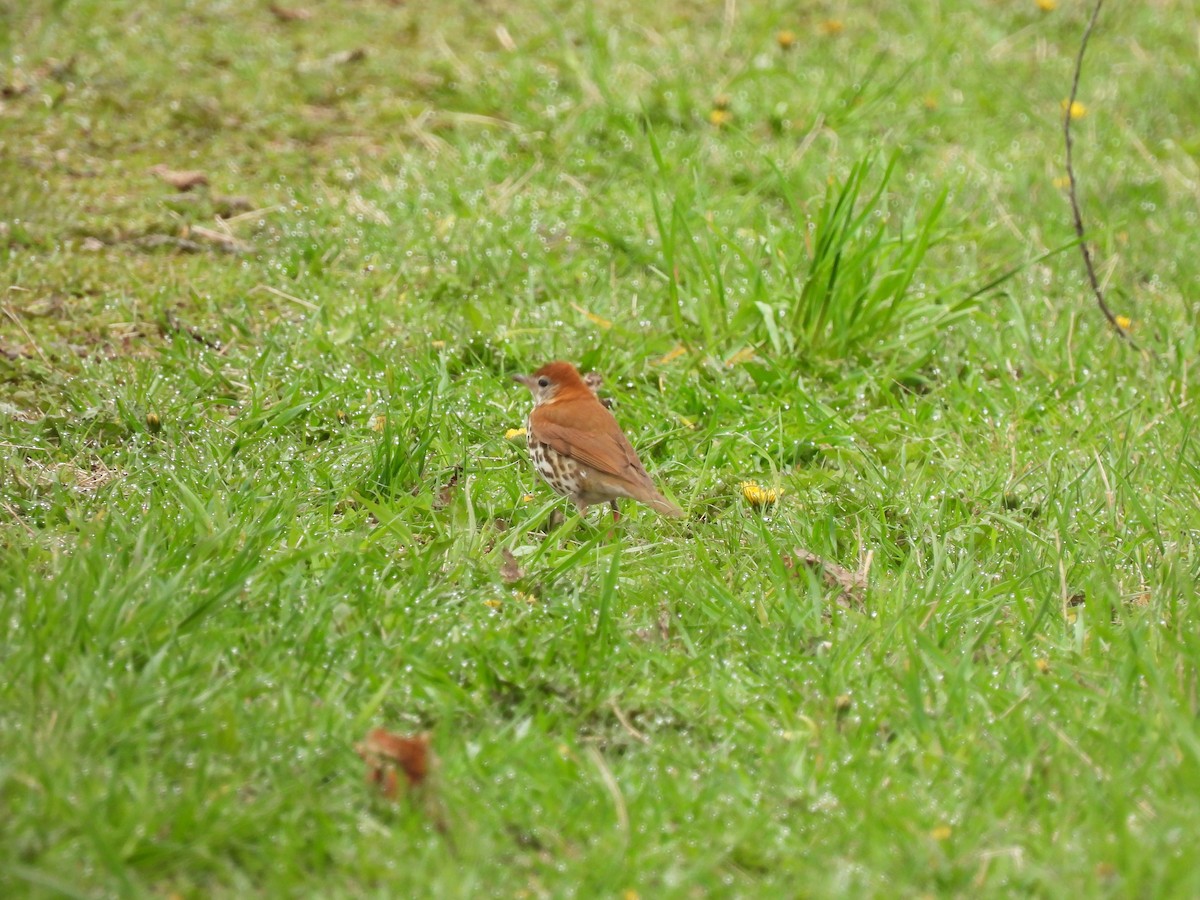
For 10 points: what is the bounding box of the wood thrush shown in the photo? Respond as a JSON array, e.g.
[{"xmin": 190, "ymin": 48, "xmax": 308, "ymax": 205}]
[{"xmin": 513, "ymin": 361, "xmax": 684, "ymax": 519}]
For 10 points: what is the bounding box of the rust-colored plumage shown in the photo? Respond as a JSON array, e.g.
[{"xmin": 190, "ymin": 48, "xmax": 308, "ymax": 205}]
[{"xmin": 513, "ymin": 361, "xmax": 684, "ymax": 519}]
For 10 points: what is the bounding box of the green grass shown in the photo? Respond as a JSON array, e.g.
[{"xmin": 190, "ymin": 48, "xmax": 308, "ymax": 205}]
[{"xmin": 3, "ymin": 0, "xmax": 1199, "ymax": 895}]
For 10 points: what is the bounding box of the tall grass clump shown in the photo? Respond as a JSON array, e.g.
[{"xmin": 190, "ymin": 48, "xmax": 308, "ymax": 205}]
[{"xmin": 769, "ymin": 156, "xmax": 970, "ymax": 363}]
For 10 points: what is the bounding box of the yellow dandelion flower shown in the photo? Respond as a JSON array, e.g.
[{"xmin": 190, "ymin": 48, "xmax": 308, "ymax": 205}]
[
  {"xmin": 1053, "ymin": 175, "xmax": 1071, "ymax": 189},
  {"xmin": 930, "ymin": 825, "xmax": 952, "ymax": 841},
  {"xmin": 521, "ymin": 493, "xmax": 535, "ymax": 503},
  {"xmin": 484, "ymin": 599, "xmax": 503, "ymax": 609},
  {"xmin": 623, "ymin": 891, "xmax": 640, "ymax": 900},
  {"xmin": 1035, "ymin": 658, "xmax": 1050, "ymax": 673},
  {"xmin": 776, "ymin": 30, "xmax": 796, "ymax": 49},
  {"xmin": 819, "ymin": 19, "xmax": 844, "ymax": 35},
  {"xmin": 1037, "ymin": 0, "xmax": 1056, "ymax": 10},
  {"xmin": 740, "ymin": 481, "xmax": 782, "ymax": 506},
  {"xmin": 431, "ymin": 339, "xmax": 446, "ymax": 348},
  {"xmin": 1115, "ymin": 315, "xmax": 1132, "ymax": 330},
  {"xmin": 708, "ymin": 108, "xmax": 732, "ymax": 127},
  {"xmin": 1062, "ymin": 99, "xmax": 1086, "ymax": 120},
  {"xmin": 505, "ymin": 427, "xmax": 527, "ymax": 440}
]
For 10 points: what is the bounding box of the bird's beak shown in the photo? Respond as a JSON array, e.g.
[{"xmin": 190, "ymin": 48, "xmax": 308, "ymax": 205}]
[{"xmin": 512, "ymin": 373, "xmax": 535, "ymax": 390}]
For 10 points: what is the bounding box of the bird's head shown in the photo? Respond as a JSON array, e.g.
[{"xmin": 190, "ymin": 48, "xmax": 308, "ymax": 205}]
[{"xmin": 512, "ymin": 361, "xmax": 588, "ymax": 407}]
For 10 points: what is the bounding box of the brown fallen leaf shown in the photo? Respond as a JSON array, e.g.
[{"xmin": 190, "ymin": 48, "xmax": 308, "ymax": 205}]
[
  {"xmin": 657, "ymin": 603, "xmax": 671, "ymax": 641},
  {"xmin": 269, "ymin": 3, "xmax": 313, "ymax": 21},
  {"xmin": 499, "ymin": 548, "xmax": 524, "ymax": 583},
  {"xmin": 325, "ymin": 48, "xmax": 368, "ymax": 67},
  {"xmin": 1, "ymin": 78, "xmax": 30, "ymax": 98},
  {"xmin": 634, "ymin": 602, "xmax": 672, "ymax": 643},
  {"xmin": 1, "ymin": 57, "xmax": 74, "ymax": 98},
  {"xmin": 835, "ymin": 694, "xmax": 853, "ymax": 731},
  {"xmin": 431, "ymin": 466, "xmax": 461, "ymax": 510},
  {"xmin": 783, "ymin": 546, "xmax": 871, "ymax": 609},
  {"xmin": 213, "ymin": 194, "xmax": 254, "ymax": 218},
  {"xmin": 356, "ymin": 728, "xmax": 432, "ymax": 799},
  {"xmin": 150, "ymin": 165, "xmax": 209, "ymax": 191}
]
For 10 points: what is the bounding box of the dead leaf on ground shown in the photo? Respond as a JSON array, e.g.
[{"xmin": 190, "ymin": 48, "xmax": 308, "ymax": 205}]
[
  {"xmin": 783, "ymin": 546, "xmax": 871, "ymax": 609},
  {"xmin": 500, "ymin": 548, "xmax": 525, "ymax": 583},
  {"xmin": 325, "ymin": 48, "xmax": 368, "ymax": 67},
  {"xmin": 634, "ymin": 603, "xmax": 672, "ymax": 643},
  {"xmin": 0, "ymin": 401, "xmax": 43, "ymax": 423},
  {"xmin": 150, "ymin": 165, "xmax": 209, "ymax": 191},
  {"xmin": 269, "ymin": 3, "xmax": 313, "ymax": 21},
  {"xmin": 214, "ymin": 195, "xmax": 254, "ymax": 217},
  {"xmin": 1, "ymin": 78, "xmax": 30, "ymax": 98},
  {"xmin": 355, "ymin": 728, "xmax": 432, "ymax": 799},
  {"xmin": 2, "ymin": 57, "xmax": 75, "ymax": 97},
  {"xmin": 59, "ymin": 459, "xmax": 120, "ymax": 493},
  {"xmin": 657, "ymin": 603, "xmax": 671, "ymax": 640},
  {"xmin": 431, "ymin": 466, "xmax": 461, "ymax": 510}
]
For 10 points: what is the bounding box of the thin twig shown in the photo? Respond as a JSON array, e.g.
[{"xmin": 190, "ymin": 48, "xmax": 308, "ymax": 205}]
[
  {"xmin": 1064, "ymin": 0, "xmax": 1134, "ymax": 345},
  {"xmin": 586, "ymin": 746, "xmax": 629, "ymax": 836},
  {"xmin": 609, "ymin": 701, "xmax": 650, "ymax": 745},
  {"xmin": 1, "ymin": 499, "xmax": 36, "ymax": 536},
  {"xmin": 251, "ymin": 284, "xmax": 318, "ymax": 311}
]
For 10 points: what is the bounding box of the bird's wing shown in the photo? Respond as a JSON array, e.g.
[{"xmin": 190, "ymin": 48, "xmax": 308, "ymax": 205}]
[{"xmin": 534, "ymin": 405, "xmax": 653, "ymax": 485}]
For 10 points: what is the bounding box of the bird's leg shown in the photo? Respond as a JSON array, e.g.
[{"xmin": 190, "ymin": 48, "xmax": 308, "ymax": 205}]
[{"xmin": 610, "ymin": 500, "xmax": 620, "ymax": 523}]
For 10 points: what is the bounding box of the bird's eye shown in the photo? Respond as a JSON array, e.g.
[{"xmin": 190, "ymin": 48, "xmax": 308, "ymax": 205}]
[{"xmin": 537, "ymin": 377, "xmax": 550, "ymax": 387}]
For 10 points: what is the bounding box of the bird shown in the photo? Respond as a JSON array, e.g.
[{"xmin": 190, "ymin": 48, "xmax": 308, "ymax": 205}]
[{"xmin": 512, "ymin": 361, "xmax": 684, "ymax": 520}]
